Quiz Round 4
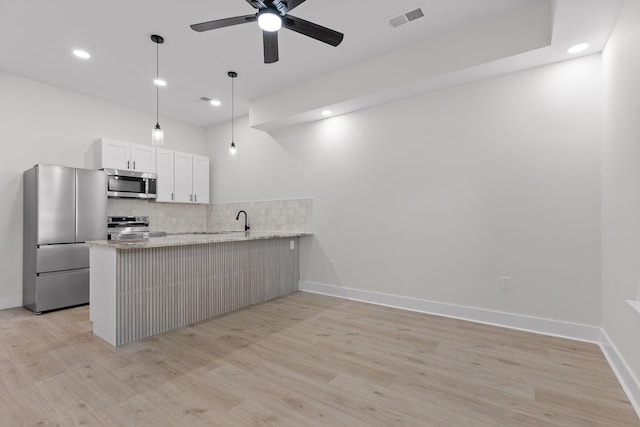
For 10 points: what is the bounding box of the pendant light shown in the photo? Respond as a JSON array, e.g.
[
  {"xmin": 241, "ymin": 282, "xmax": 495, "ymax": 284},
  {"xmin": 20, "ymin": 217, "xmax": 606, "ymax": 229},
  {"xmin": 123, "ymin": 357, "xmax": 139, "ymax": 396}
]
[
  {"xmin": 151, "ymin": 34, "xmax": 165, "ymax": 146},
  {"xmin": 228, "ymin": 71, "xmax": 238, "ymax": 157}
]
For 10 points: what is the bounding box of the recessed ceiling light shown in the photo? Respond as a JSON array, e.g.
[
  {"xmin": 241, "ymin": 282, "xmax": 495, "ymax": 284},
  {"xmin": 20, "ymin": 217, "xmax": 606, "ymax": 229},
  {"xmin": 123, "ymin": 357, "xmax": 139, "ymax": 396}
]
[
  {"xmin": 153, "ymin": 79, "xmax": 167, "ymax": 86},
  {"xmin": 72, "ymin": 49, "xmax": 90, "ymax": 59},
  {"xmin": 567, "ymin": 43, "xmax": 589, "ymax": 54},
  {"xmin": 321, "ymin": 110, "xmax": 333, "ymax": 116},
  {"xmin": 210, "ymin": 100, "xmax": 221, "ymax": 106}
]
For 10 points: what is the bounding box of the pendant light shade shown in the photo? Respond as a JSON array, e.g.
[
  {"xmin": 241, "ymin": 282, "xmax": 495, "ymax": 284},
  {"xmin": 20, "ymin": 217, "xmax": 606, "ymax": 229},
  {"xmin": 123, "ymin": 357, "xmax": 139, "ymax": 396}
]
[
  {"xmin": 228, "ymin": 71, "xmax": 238, "ymax": 158},
  {"xmin": 151, "ymin": 34, "xmax": 165, "ymax": 146},
  {"xmin": 152, "ymin": 123, "xmax": 164, "ymax": 145}
]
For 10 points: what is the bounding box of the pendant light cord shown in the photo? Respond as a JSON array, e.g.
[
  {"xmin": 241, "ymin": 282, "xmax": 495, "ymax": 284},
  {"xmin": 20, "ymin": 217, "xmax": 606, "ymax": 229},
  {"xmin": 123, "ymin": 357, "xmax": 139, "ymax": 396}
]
[
  {"xmin": 156, "ymin": 41, "xmax": 159, "ymax": 125},
  {"xmin": 231, "ymin": 75, "xmax": 235, "ymax": 143}
]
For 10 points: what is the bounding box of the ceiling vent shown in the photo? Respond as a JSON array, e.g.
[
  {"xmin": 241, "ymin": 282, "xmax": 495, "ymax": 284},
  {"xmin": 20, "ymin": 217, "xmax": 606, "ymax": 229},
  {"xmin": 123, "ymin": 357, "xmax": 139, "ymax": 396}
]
[
  {"xmin": 199, "ymin": 96, "xmax": 212, "ymax": 102},
  {"xmin": 388, "ymin": 7, "xmax": 424, "ymax": 28}
]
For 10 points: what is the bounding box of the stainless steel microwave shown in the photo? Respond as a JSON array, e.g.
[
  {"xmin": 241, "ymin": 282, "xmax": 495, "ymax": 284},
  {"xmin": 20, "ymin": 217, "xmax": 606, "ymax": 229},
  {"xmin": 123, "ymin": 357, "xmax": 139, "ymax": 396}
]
[{"xmin": 103, "ymin": 168, "xmax": 157, "ymax": 200}]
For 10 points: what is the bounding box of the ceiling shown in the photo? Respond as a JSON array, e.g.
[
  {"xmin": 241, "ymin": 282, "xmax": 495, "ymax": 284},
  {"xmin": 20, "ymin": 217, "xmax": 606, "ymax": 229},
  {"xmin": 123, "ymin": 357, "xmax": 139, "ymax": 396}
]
[{"xmin": 0, "ymin": 0, "xmax": 624, "ymax": 128}]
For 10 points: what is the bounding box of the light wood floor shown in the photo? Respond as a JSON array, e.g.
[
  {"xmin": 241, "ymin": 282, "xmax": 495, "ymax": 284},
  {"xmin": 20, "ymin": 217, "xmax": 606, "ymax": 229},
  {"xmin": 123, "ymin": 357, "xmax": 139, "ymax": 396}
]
[{"xmin": 0, "ymin": 292, "xmax": 637, "ymax": 426}]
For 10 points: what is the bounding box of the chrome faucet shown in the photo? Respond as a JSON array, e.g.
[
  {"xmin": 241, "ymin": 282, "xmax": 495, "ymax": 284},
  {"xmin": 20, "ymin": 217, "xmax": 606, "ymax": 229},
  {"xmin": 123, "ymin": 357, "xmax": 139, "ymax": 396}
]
[{"xmin": 236, "ymin": 210, "xmax": 250, "ymax": 232}]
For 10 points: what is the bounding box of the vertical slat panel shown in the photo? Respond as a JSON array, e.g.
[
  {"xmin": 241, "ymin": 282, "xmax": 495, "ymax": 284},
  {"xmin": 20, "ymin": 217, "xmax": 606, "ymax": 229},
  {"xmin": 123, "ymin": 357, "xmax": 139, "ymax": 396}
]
[{"xmin": 113, "ymin": 237, "xmax": 300, "ymax": 346}]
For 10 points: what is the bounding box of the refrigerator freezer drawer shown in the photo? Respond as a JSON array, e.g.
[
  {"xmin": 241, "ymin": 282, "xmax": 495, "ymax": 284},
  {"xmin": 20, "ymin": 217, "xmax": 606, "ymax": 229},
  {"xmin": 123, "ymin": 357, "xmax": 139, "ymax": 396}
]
[
  {"xmin": 35, "ymin": 269, "xmax": 89, "ymax": 312},
  {"xmin": 37, "ymin": 243, "xmax": 89, "ymax": 273}
]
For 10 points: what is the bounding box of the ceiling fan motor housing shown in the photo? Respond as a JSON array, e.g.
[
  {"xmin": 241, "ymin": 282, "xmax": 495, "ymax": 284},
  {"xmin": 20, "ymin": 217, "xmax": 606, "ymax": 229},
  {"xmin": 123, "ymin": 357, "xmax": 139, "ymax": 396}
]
[{"xmin": 249, "ymin": 0, "xmax": 287, "ymax": 15}]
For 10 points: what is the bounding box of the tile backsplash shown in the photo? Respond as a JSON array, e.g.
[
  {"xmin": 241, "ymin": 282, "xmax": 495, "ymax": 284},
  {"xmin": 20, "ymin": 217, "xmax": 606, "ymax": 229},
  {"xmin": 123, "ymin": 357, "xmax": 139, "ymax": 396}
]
[
  {"xmin": 208, "ymin": 198, "xmax": 313, "ymax": 233},
  {"xmin": 107, "ymin": 197, "xmax": 313, "ymax": 234},
  {"xmin": 107, "ymin": 199, "xmax": 207, "ymax": 233}
]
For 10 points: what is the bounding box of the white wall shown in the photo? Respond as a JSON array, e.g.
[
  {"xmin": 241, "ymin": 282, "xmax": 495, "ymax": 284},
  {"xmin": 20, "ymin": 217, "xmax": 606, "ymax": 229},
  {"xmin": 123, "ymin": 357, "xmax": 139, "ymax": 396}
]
[
  {"xmin": 0, "ymin": 71, "xmax": 207, "ymax": 307},
  {"xmin": 207, "ymin": 55, "xmax": 603, "ymax": 326},
  {"xmin": 602, "ymin": 0, "xmax": 640, "ymax": 384}
]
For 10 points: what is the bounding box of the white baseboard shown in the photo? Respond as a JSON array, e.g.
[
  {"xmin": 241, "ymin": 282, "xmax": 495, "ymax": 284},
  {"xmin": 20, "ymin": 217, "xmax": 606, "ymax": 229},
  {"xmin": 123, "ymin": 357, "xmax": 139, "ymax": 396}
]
[
  {"xmin": 0, "ymin": 295, "xmax": 22, "ymax": 310},
  {"xmin": 299, "ymin": 280, "xmax": 640, "ymax": 419},
  {"xmin": 300, "ymin": 281, "xmax": 601, "ymax": 343},
  {"xmin": 599, "ymin": 330, "xmax": 640, "ymax": 416}
]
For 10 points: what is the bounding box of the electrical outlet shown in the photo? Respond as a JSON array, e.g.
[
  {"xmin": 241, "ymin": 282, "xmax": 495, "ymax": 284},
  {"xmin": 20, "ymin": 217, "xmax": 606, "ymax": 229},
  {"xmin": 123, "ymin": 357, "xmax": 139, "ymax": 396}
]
[
  {"xmin": 330, "ymin": 259, "xmax": 337, "ymax": 270},
  {"xmin": 501, "ymin": 276, "xmax": 512, "ymax": 290},
  {"xmin": 290, "ymin": 240, "xmax": 295, "ymax": 250}
]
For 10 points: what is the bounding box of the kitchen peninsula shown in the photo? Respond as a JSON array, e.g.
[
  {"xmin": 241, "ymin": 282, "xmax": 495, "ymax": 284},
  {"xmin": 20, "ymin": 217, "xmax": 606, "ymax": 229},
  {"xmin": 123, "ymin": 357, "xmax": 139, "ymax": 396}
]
[{"xmin": 87, "ymin": 231, "xmax": 310, "ymax": 346}]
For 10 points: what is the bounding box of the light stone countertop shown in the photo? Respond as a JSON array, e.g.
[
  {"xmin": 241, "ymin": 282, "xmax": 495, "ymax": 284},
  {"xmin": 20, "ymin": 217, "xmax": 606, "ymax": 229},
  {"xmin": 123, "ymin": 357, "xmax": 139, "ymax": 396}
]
[{"xmin": 87, "ymin": 231, "xmax": 312, "ymax": 250}]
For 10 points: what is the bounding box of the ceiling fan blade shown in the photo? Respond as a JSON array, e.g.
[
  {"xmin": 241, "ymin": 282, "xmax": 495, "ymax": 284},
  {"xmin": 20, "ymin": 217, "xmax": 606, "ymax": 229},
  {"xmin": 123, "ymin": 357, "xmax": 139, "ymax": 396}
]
[
  {"xmin": 190, "ymin": 15, "xmax": 257, "ymax": 32},
  {"xmin": 282, "ymin": 15, "xmax": 344, "ymax": 47},
  {"xmin": 263, "ymin": 31, "xmax": 279, "ymax": 63}
]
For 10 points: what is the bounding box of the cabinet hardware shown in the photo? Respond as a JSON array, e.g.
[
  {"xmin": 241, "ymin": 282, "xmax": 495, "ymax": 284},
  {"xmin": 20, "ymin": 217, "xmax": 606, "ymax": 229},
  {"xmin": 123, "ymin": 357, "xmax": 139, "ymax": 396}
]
[
  {"xmin": 190, "ymin": 194, "xmax": 193, "ymax": 202},
  {"xmin": 194, "ymin": 194, "xmax": 197, "ymax": 202},
  {"xmin": 171, "ymin": 193, "xmax": 174, "ymax": 201},
  {"xmin": 127, "ymin": 160, "xmax": 130, "ymax": 169},
  {"xmin": 133, "ymin": 161, "xmax": 136, "ymax": 170}
]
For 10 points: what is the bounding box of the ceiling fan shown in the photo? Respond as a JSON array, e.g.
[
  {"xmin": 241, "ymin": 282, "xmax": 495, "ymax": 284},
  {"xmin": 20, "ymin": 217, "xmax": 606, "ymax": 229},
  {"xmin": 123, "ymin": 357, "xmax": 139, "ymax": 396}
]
[{"xmin": 190, "ymin": 0, "xmax": 344, "ymax": 64}]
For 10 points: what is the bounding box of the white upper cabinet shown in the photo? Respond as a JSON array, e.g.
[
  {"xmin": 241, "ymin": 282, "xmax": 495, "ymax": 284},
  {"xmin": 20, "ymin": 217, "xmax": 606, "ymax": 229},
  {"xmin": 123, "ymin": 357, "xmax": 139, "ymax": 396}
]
[
  {"xmin": 97, "ymin": 139, "xmax": 209, "ymax": 205},
  {"xmin": 95, "ymin": 138, "xmax": 156, "ymax": 173},
  {"xmin": 130, "ymin": 144, "xmax": 156, "ymax": 173},
  {"xmin": 96, "ymin": 138, "xmax": 129, "ymax": 170},
  {"xmin": 155, "ymin": 148, "xmax": 175, "ymax": 202},
  {"xmin": 173, "ymin": 151, "xmax": 193, "ymax": 204},
  {"xmin": 156, "ymin": 149, "xmax": 209, "ymax": 204},
  {"xmin": 192, "ymin": 155, "xmax": 210, "ymax": 204}
]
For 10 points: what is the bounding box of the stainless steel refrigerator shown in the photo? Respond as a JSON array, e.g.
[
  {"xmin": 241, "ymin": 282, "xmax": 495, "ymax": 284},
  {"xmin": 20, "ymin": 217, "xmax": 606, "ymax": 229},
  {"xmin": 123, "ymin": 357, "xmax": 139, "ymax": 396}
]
[{"xmin": 23, "ymin": 164, "xmax": 107, "ymax": 313}]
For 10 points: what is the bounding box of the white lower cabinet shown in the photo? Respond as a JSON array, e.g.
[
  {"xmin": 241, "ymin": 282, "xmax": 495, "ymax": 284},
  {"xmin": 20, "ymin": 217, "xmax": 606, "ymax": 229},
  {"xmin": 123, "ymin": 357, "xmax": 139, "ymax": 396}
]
[{"xmin": 155, "ymin": 149, "xmax": 209, "ymax": 204}]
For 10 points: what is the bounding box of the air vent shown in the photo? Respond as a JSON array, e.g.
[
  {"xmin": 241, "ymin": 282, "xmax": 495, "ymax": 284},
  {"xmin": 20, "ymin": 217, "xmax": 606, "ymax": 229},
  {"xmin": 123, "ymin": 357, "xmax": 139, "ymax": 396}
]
[
  {"xmin": 406, "ymin": 8, "xmax": 424, "ymax": 22},
  {"xmin": 388, "ymin": 7, "xmax": 424, "ymax": 28},
  {"xmin": 199, "ymin": 96, "xmax": 211, "ymax": 102}
]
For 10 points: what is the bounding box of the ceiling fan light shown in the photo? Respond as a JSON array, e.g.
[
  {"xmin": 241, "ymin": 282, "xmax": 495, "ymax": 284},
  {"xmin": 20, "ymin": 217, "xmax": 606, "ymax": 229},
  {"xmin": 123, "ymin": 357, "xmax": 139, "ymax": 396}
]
[{"xmin": 258, "ymin": 11, "xmax": 282, "ymax": 32}]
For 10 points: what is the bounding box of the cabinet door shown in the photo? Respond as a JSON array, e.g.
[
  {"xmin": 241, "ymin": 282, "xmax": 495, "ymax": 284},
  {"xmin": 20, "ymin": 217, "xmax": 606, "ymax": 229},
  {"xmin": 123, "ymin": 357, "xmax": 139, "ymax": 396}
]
[
  {"xmin": 174, "ymin": 151, "xmax": 193, "ymax": 203},
  {"xmin": 156, "ymin": 148, "xmax": 175, "ymax": 203},
  {"xmin": 98, "ymin": 139, "xmax": 131, "ymax": 170},
  {"xmin": 192, "ymin": 155, "xmax": 210, "ymax": 204},
  {"xmin": 130, "ymin": 143, "xmax": 156, "ymax": 173}
]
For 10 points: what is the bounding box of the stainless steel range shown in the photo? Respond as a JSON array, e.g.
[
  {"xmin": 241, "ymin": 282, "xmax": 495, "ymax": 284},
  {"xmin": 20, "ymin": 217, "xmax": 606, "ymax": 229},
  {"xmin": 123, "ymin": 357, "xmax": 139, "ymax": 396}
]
[{"xmin": 107, "ymin": 216, "xmax": 166, "ymax": 241}]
